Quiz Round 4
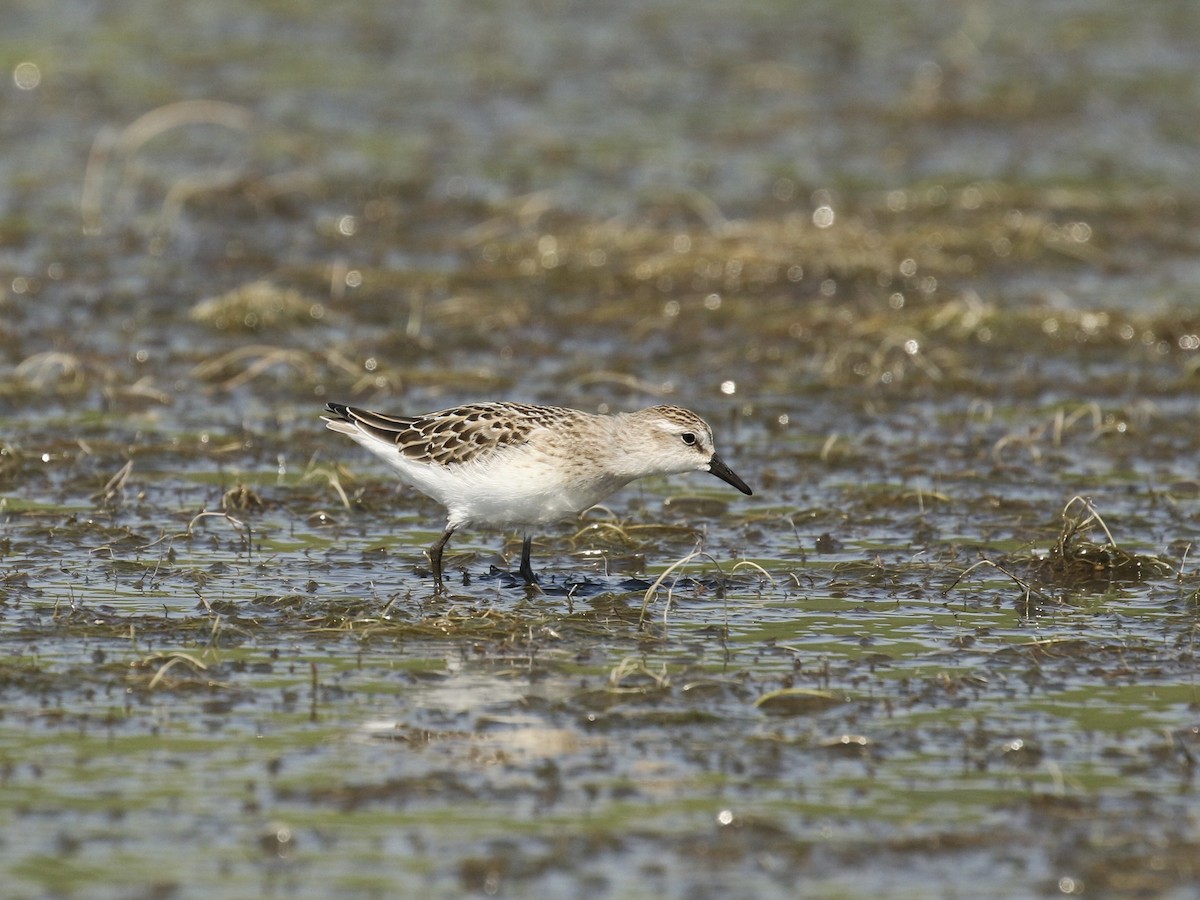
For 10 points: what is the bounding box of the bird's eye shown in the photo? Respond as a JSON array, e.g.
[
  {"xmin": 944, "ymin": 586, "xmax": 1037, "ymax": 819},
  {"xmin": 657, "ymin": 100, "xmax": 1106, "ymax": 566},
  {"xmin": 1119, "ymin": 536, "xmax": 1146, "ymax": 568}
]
[{"xmin": 680, "ymin": 432, "xmax": 697, "ymax": 446}]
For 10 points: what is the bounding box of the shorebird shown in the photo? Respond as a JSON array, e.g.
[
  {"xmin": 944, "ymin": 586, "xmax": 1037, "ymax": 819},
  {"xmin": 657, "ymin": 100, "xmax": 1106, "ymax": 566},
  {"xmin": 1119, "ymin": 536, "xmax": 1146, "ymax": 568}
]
[{"xmin": 322, "ymin": 401, "xmax": 752, "ymax": 590}]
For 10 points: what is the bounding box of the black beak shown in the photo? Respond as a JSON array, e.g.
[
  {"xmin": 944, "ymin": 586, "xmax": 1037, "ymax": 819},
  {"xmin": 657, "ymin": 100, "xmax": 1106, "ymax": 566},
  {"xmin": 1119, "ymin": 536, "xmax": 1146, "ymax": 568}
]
[{"xmin": 708, "ymin": 452, "xmax": 753, "ymax": 495}]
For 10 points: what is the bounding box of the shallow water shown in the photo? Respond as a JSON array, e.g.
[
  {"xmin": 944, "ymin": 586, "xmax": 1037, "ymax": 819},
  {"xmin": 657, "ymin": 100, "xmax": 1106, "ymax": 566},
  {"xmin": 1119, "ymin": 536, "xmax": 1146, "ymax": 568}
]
[{"xmin": 3, "ymin": 0, "xmax": 1200, "ymax": 897}]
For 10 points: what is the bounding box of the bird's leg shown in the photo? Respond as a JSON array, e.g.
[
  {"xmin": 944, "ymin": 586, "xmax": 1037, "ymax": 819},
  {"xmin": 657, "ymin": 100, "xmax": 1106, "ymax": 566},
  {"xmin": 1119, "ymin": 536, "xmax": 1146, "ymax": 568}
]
[
  {"xmin": 428, "ymin": 525, "xmax": 457, "ymax": 592},
  {"xmin": 518, "ymin": 535, "xmax": 537, "ymax": 585}
]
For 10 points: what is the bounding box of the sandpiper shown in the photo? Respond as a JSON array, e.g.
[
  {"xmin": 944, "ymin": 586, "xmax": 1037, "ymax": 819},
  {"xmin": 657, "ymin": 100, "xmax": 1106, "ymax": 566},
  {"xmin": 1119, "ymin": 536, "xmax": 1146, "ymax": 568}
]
[{"xmin": 322, "ymin": 401, "xmax": 752, "ymax": 590}]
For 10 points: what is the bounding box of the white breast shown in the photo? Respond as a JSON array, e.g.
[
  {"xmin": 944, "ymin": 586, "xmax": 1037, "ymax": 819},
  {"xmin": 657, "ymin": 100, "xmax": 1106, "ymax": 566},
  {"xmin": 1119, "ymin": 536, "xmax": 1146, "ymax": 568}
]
[{"xmin": 340, "ymin": 427, "xmax": 628, "ymax": 528}]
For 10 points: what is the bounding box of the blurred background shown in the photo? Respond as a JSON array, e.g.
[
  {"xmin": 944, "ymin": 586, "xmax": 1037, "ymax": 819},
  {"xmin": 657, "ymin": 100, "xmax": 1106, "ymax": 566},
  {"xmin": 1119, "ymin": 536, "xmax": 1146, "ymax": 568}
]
[{"xmin": 5, "ymin": 0, "xmax": 1198, "ymax": 429}]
